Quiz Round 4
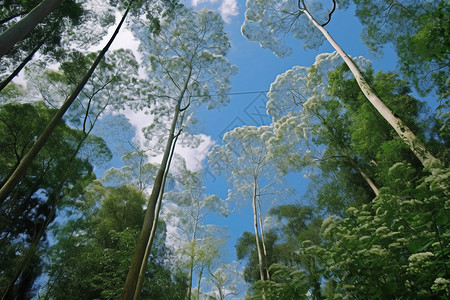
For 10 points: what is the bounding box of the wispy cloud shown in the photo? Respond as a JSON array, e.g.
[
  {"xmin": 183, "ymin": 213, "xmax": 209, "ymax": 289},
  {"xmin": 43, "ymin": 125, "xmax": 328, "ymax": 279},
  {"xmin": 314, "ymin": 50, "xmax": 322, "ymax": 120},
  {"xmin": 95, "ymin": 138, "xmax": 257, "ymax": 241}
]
[{"xmin": 189, "ymin": 0, "xmax": 239, "ymax": 23}]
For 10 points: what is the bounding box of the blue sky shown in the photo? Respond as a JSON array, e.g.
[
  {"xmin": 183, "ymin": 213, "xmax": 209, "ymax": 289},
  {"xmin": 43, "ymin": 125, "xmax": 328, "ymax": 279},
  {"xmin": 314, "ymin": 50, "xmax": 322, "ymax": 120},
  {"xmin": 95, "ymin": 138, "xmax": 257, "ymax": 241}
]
[
  {"xmin": 181, "ymin": 0, "xmax": 402, "ymax": 265},
  {"xmin": 95, "ymin": 0, "xmax": 440, "ymax": 295}
]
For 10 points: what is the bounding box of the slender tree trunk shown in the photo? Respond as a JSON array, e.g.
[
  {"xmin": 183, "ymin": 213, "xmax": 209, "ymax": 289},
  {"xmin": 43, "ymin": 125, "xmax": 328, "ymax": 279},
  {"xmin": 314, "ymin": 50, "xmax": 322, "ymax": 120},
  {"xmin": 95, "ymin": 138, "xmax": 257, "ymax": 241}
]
[
  {"xmin": 0, "ymin": 39, "xmax": 44, "ymax": 93},
  {"xmin": 197, "ymin": 265, "xmax": 204, "ymax": 300},
  {"xmin": 186, "ymin": 226, "xmax": 197, "ymax": 300},
  {"xmin": 121, "ymin": 67, "xmax": 192, "ymax": 300},
  {"xmin": 252, "ymin": 179, "xmax": 265, "ymax": 283},
  {"xmin": 252, "ymin": 178, "xmax": 266, "ymax": 300},
  {"xmin": 0, "ymin": 0, "xmax": 63, "ymax": 58},
  {"xmin": 133, "ymin": 132, "xmax": 180, "ymax": 300},
  {"xmin": 317, "ymin": 112, "xmax": 380, "ymax": 196},
  {"xmin": 257, "ymin": 196, "xmax": 271, "ymax": 280},
  {"xmin": 302, "ymin": 7, "xmax": 439, "ymax": 169},
  {"xmin": 342, "ymin": 148, "xmax": 380, "ymax": 196},
  {"xmin": 0, "ymin": 3, "xmax": 132, "ymax": 203}
]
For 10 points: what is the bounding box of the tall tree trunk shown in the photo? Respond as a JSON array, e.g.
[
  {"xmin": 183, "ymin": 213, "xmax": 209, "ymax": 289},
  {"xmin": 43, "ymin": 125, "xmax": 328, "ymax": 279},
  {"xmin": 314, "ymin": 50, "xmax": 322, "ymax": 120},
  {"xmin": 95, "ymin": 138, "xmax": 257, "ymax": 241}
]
[
  {"xmin": 302, "ymin": 5, "xmax": 439, "ymax": 169},
  {"xmin": 0, "ymin": 3, "xmax": 132, "ymax": 203},
  {"xmin": 186, "ymin": 222, "xmax": 197, "ymax": 300},
  {"xmin": 0, "ymin": 0, "xmax": 63, "ymax": 58},
  {"xmin": 133, "ymin": 132, "xmax": 180, "ymax": 300},
  {"xmin": 121, "ymin": 67, "xmax": 192, "ymax": 300}
]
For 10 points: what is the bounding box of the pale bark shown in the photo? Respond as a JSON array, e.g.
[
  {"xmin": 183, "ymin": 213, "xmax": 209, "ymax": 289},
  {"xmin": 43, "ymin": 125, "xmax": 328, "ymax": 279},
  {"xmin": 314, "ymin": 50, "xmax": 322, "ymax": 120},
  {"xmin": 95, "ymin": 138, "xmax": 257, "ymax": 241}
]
[
  {"xmin": 302, "ymin": 6, "xmax": 438, "ymax": 168},
  {"xmin": 121, "ymin": 67, "xmax": 192, "ymax": 300},
  {"xmin": 0, "ymin": 2, "xmax": 132, "ymax": 203},
  {"xmin": 197, "ymin": 265, "xmax": 204, "ymax": 300},
  {"xmin": 0, "ymin": 0, "xmax": 63, "ymax": 58},
  {"xmin": 252, "ymin": 179, "xmax": 265, "ymax": 282},
  {"xmin": 257, "ymin": 196, "xmax": 271, "ymax": 280},
  {"xmin": 252, "ymin": 178, "xmax": 266, "ymax": 300},
  {"xmin": 342, "ymin": 148, "xmax": 380, "ymax": 196}
]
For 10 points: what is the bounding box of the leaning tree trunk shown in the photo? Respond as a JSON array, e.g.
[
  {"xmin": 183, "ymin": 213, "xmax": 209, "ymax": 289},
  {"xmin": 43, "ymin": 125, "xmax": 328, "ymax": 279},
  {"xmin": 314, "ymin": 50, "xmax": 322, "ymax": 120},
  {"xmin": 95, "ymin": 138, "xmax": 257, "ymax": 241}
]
[
  {"xmin": 121, "ymin": 67, "xmax": 192, "ymax": 300},
  {"xmin": 0, "ymin": 3, "xmax": 132, "ymax": 203},
  {"xmin": 314, "ymin": 110, "xmax": 380, "ymax": 196},
  {"xmin": 133, "ymin": 131, "xmax": 180, "ymax": 300},
  {"xmin": 0, "ymin": 0, "xmax": 63, "ymax": 58},
  {"xmin": 302, "ymin": 6, "xmax": 439, "ymax": 169}
]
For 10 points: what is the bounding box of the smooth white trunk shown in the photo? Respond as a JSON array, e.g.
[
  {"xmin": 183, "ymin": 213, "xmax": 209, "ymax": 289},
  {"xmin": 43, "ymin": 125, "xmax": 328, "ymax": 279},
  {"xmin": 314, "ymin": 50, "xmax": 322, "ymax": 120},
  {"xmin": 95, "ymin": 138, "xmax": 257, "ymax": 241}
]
[{"xmin": 303, "ymin": 8, "xmax": 439, "ymax": 169}]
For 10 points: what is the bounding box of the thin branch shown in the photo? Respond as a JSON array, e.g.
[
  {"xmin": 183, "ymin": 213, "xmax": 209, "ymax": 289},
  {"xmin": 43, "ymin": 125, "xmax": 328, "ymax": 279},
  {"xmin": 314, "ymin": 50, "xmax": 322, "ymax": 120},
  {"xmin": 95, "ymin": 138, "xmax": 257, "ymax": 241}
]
[{"xmin": 321, "ymin": 0, "xmax": 336, "ymax": 27}]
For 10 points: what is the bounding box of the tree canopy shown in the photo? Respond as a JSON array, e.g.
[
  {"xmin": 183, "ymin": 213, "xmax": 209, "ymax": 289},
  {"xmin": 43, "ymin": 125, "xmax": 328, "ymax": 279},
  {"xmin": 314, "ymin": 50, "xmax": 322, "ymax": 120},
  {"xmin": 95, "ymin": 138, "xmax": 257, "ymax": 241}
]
[{"xmin": 0, "ymin": 0, "xmax": 448, "ymax": 299}]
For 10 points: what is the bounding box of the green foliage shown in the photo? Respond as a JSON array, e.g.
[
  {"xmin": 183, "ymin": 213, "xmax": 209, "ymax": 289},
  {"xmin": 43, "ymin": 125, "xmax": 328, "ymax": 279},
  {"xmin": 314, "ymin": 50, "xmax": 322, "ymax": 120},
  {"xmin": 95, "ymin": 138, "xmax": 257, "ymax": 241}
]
[
  {"xmin": 251, "ymin": 264, "xmax": 309, "ymax": 300},
  {"xmin": 0, "ymin": 101, "xmax": 101, "ymax": 298},
  {"xmin": 311, "ymin": 164, "xmax": 450, "ymax": 298},
  {"xmin": 352, "ymin": 0, "xmax": 449, "ymax": 98},
  {"xmin": 44, "ymin": 184, "xmax": 188, "ymax": 299},
  {"xmin": 236, "ymin": 231, "xmax": 280, "ymax": 284}
]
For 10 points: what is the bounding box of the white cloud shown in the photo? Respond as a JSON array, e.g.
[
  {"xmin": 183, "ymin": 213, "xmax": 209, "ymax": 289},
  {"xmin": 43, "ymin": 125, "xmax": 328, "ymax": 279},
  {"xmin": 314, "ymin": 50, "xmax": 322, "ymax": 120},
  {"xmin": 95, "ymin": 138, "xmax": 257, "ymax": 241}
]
[
  {"xmin": 121, "ymin": 108, "xmax": 214, "ymax": 172},
  {"xmin": 219, "ymin": 0, "xmax": 239, "ymax": 22},
  {"xmin": 189, "ymin": 0, "xmax": 239, "ymax": 23},
  {"xmin": 191, "ymin": 0, "xmax": 219, "ymax": 6}
]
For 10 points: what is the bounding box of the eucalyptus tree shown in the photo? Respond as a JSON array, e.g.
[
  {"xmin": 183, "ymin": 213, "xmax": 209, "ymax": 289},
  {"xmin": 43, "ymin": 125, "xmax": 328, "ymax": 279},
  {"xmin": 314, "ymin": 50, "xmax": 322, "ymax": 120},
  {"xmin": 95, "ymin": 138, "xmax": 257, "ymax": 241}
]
[
  {"xmin": 25, "ymin": 48, "xmax": 140, "ymax": 130},
  {"xmin": 241, "ymin": 0, "xmax": 440, "ymax": 168},
  {"xmin": 267, "ymin": 52, "xmax": 380, "ymax": 203},
  {"xmin": 0, "ymin": 48, "xmax": 139, "ymax": 297},
  {"xmin": 207, "ymin": 262, "xmax": 244, "ymax": 300},
  {"xmin": 209, "ymin": 125, "xmax": 290, "ymax": 291},
  {"xmin": 0, "ymin": 4, "xmax": 129, "ymax": 202},
  {"xmin": 121, "ymin": 6, "xmax": 236, "ymax": 299},
  {"xmin": 164, "ymin": 168, "xmax": 228, "ymax": 299}
]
